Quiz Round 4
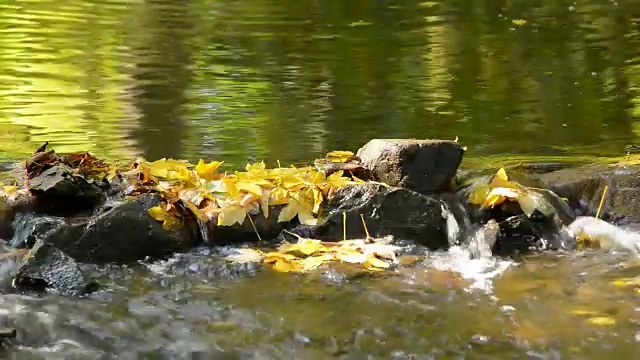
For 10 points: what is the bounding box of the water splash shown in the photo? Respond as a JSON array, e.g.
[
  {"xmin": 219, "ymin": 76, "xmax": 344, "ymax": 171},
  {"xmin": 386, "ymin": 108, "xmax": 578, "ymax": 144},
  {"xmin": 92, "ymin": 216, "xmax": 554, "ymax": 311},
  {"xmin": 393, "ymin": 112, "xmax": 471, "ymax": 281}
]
[
  {"xmin": 431, "ymin": 220, "xmax": 514, "ymax": 292},
  {"xmin": 563, "ymin": 216, "xmax": 640, "ymax": 254}
]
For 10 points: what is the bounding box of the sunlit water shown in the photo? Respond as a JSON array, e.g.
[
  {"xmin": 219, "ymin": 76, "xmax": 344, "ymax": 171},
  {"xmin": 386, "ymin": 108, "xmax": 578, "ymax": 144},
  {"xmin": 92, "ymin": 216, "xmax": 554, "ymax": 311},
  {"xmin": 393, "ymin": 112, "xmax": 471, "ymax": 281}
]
[{"xmin": 3, "ymin": 0, "xmax": 640, "ymax": 358}]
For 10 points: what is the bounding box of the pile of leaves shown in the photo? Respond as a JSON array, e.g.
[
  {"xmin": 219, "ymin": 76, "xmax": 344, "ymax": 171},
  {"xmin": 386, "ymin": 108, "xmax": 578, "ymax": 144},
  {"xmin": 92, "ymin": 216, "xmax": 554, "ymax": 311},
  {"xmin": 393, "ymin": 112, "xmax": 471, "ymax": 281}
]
[
  {"xmin": 25, "ymin": 142, "xmax": 116, "ymax": 184},
  {"xmin": 465, "ymin": 168, "xmax": 555, "ymax": 217},
  {"xmin": 123, "ymin": 151, "xmax": 376, "ymax": 231},
  {"xmin": 224, "ymin": 234, "xmax": 401, "ymax": 273}
]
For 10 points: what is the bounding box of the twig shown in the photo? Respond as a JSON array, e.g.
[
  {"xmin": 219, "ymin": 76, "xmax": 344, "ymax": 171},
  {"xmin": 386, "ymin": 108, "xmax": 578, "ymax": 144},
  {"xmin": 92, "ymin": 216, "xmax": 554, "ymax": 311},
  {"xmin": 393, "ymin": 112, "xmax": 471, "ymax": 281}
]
[
  {"xmin": 596, "ymin": 185, "xmax": 609, "ymax": 219},
  {"xmin": 360, "ymin": 214, "xmax": 371, "ymax": 240},
  {"xmin": 343, "ymin": 211, "xmax": 347, "ymax": 241},
  {"xmin": 247, "ymin": 214, "xmax": 263, "ymax": 242}
]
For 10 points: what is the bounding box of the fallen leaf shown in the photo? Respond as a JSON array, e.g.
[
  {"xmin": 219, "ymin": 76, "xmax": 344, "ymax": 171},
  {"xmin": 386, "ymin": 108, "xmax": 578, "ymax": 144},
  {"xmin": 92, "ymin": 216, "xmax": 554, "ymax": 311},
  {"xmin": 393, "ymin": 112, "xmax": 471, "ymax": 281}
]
[
  {"xmin": 326, "ymin": 150, "xmax": 355, "ymax": 163},
  {"xmin": 586, "ymin": 316, "xmax": 616, "ymax": 326},
  {"xmin": 195, "ymin": 159, "xmax": 223, "ymax": 180}
]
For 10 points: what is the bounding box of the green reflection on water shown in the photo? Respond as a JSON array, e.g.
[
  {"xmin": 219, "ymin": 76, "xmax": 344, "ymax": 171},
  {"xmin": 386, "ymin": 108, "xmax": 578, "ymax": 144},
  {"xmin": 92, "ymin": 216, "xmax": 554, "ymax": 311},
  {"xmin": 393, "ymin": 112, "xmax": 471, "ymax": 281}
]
[{"xmin": 0, "ymin": 0, "xmax": 639, "ymax": 169}]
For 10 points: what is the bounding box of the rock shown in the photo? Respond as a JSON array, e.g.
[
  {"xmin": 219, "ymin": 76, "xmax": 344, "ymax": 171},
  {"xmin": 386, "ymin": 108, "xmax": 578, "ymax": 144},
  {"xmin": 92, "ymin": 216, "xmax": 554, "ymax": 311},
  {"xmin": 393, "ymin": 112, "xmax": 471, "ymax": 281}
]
[
  {"xmin": 492, "ymin": 213, "xmax": 570, "ymax": 255},
  {"xmin": 208, "ymin": 205, "xmax": 289, "ymax": 244},
  {"xmin": 283, "ymin": 183, "xmax": 450, "ymax": 250},
  {"xmin": 9, "ymin": 213, "xmax": 67, "ymax": 248},
  {"xmin": 12, "ymin": 240, "xmax": 99, "ymax": 295},
  {"xmin": 538, "ymin": 164, "xmax": 640, "ymax": 224},
  {"xmin": 356, "ymin": 139, "xmax": 464, "ymax": 192},
  {"xmin": 27, "ymin": 164, "xmax": 106, "ymax": 212},
  {"xmin": 11, "ymin": 193, "xmax": 199, "ymax": 263}
]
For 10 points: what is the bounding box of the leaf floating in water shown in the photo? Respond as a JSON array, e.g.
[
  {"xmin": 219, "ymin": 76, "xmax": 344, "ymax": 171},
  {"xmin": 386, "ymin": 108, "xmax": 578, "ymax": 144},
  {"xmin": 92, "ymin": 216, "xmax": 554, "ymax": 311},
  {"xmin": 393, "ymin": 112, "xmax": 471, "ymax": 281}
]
[
  {"xmin": 223, "ymin": 235, "xmax": 401, "ymax": 274},
  {"xmin": 569, "ymin": 309, "xmax": 600, "ymax": 316},
  {"xmin": 512, "ymin": 19, "xmax": 527, "ymax": 26},
  {"xmin": 586, "ymin": 316, "xmax": 616, "ymax": 326}
]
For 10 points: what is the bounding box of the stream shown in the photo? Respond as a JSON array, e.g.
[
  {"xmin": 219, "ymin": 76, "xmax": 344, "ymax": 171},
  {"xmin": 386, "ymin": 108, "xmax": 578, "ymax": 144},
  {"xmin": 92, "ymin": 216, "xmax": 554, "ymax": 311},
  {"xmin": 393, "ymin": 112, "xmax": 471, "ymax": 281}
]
[{"xmin": 3, "ymin": 0, "xmax": 640, "ymax": 358}]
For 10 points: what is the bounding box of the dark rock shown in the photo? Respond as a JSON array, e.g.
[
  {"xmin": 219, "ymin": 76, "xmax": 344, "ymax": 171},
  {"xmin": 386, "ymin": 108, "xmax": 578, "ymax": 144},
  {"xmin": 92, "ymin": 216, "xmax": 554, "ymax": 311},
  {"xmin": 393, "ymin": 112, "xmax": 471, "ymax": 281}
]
[
  {"xmin": 0, "ymin": 328, "xmax": 16, "ymax": 339},
  {"xmin": 283, "ymin": 183, "xmax": 450, "ymax": 250},
  {"xmin": 208, "ymin": 205, "xmax": 289, "ymax": 244},
  {"xmin": 12, "ymin": 194, "xmax": 199, "ymax": 263},
  {"xmin": 356, "ymin": 139, "xmax": 464, "ymax": 192},
  {"xmin": 9, "ymin": 213, "xmax": 67, "ymax": 248},
  {"xmin": 13, "ymin": 240, "xmax": 99, "ymax": 295},
  {"xmin": 492, "ymin": 213, "xmax": 571, "ymax": 255},
  {"xmin": 538, "ymin": 164, "xmax": 640, "ymax": 224},
  {"xmin": 27, "ymin": 164, "xmax": 106, "ymax": 212}
]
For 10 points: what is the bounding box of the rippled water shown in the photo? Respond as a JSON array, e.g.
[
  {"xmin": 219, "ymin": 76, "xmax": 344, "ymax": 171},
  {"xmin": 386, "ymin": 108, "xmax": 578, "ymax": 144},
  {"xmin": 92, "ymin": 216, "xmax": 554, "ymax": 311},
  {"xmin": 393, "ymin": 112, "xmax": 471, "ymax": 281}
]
[{"xmin": 3, "ymin": 0, "xmax": 640, "ymax": 358}]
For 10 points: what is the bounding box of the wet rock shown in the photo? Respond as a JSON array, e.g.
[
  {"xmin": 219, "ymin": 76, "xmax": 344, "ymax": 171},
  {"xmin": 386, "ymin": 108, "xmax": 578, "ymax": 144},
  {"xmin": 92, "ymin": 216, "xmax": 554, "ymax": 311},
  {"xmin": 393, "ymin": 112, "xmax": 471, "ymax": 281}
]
[
  {"xmin": 13, "ymin": 240, "xmax": 99, "ymax": 295},
  {"xmin": 12, "ymin": 194, "xmax": 199, "ymax": 263},
  {"xmin": 492, "ymin": 213, "xmax": 571, "ymax": 255},
  {"xmin": 356, "ymin": 139, "xmax": 464, "ymax": 192},
  {"xmin": 9, "ymin": 213, "xmax": 67, "ymax": 249},
  {"xmin": 539, "ymin": 164, "xmax": 640, "ymax": 224},
  {"xmin": 208, "ymin": 205, "xmax": 288, "ymax": 244},
  {"xmin": 284, "ymin": 183, "xmax": 450, "ymax": 250},
  {"xmin": 27, "ymin": 164, "xmax": 106, "ymax": 213}
]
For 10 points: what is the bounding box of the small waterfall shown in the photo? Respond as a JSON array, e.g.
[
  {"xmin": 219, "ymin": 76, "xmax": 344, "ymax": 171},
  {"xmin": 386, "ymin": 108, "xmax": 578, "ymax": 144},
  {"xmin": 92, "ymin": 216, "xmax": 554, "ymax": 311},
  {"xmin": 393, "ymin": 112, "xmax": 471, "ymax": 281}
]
[{"xmin": 466, "ymin": 220, "xmax": 499, "ymax": 259}]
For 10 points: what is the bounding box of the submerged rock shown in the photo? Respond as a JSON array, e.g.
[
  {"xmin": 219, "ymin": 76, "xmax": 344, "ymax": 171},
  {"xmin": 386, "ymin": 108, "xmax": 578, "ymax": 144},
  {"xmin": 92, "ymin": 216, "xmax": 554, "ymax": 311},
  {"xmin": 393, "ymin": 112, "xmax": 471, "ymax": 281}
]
[
  {"xmin": 356, "ymin": 139, "xmax": 464, "ymax": 193},
  {"xmin": 10, "ymin": 193, "xmax": 199, "ymax": 263},
  {"xmin": 284, "ymin": 183, "xmax": 450, "ymax": 250},
  {"xmin": 13, "ymin": 240, "xmax": 98, "ymax": 295}
]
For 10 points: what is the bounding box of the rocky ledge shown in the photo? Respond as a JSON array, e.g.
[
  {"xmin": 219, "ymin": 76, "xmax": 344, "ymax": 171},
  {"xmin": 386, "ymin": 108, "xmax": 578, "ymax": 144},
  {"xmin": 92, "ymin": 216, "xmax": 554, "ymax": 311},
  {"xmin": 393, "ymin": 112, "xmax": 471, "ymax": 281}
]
[{"xmin": 0, "ymin": 139, "xmax": 632, "ymax": 294}]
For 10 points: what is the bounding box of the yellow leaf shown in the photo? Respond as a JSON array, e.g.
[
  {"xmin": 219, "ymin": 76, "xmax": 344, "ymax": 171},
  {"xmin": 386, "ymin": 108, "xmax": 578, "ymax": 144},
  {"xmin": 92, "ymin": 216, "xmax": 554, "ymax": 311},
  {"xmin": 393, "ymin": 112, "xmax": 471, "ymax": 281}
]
[
  {"xmin": 217, "ymin": 204, "xmax": 247, "ymax": 226},
  {"xmin": 297, "ymin": 254, "xmax": 334, "ymax": 272},
  {"xmin": 278, "ymin": 200, "xmax": 301, "ymax": 223},
  {"xmin": 263, "ymin": 252, "xmax": 298, "ymax": 263},
  {"xmin": 181, "ymin": 200, "xmax": 206, "ymax": 222},
  {"xmin": 325, "ymin": 170, "xmax": 354, "ymax": 188},
  {"xmin": 467, "ymin": 183, "xmax": 490, "ymax": 205},
  {"xmin": 270, "ymin": 259, "xmax": 297, "ymax": 272},
  {"xmin": 269, "ymin": 187, "xmax": 289, "ymax": 205},
  {"xmin": 260, "ymin": 189, "xmax": 270, "ymax": 218},
  {"xmin": 279, "ymin": 238, "xmax": 328, "ymax": 256},
  {"xmin": 246, "ymin": 161, "xmax": 266, "ymax": 173},
  {"xmin": 312, "ymin": 187, "xmax": 324, "ymax": 215},
  {"xmin": 148, "ymin": 158, "xmax": 192, "ymax": 181},
  {"xmin": 335, "ymin": 250, "xmax": 368, "ymax": 264},
  {"xmin": 326, "ymin": 150, "xmax": 355, "ymax": 163},
  {"xmin": 162, "ymin": 216, "xmax": 183, "ymax": 231},
  {"xmin": 569, "ymin": 309, "xmax": 600, "ymax": 316},
  {"xmin": 195, "ymin": 159, "xmax": 224, "ymax": 180},
  {"xmin": 483, "ymin": 187, "xmax": 520, "ymax": 208},
  {"xmin": 148, "ymin": 205, "xmax": 168, "ymax": 221},
  {"xmin": 512, "ymin": 19, "xmax": 527, "ymax": 26},
  {"xmin": 363, "ymin": 256, "xmax": 390, "ymax": 271},
  {"xmin": 236, "ymin": 182, "xmax": 263, "ymax": 196},
  {"xmin": 586, "ymin": 316, "xmax": 616, "ymax": 326}
]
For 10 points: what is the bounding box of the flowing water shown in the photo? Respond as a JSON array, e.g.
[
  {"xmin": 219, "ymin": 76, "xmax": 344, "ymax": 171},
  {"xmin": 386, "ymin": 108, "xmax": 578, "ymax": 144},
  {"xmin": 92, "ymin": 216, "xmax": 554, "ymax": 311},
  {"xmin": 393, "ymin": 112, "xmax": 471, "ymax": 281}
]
[{"xmin": 3, "ymin": 0, "xmax": 640, "ymax": 358}]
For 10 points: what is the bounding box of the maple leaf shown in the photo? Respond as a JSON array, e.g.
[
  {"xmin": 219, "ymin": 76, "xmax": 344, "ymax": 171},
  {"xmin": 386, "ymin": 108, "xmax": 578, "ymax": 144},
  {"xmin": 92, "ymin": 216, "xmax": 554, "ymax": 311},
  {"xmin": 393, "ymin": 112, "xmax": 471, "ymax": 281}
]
[
  {"xmin": 195, "ymin": 159, "xmax": 223, "ymax": 181},
  {"xmin": 277, "ymin": 192, "xmax": 318, "ymax": 225},
  {"xmin": 217, "ymin": 204, "xmax": 247, "ymax": 226},
  {"xmin": 148, "ymin": 205, "xmax": 184, "ymax": 230},
  {"xmin": 326, "ymin": 150, "xmax": 355, "ymax": 163}
]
